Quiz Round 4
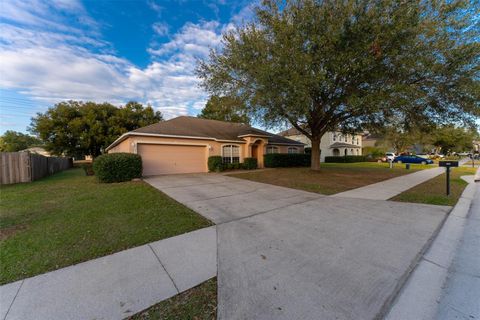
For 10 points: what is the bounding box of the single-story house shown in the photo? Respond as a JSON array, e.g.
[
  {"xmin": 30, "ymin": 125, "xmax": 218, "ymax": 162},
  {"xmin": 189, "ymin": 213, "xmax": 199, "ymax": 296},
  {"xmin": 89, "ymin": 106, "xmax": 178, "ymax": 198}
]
[
  {"xmin": 106, "ymin": 116, "xmax": 304, "ymax": 175},
  {"xmin": 278, "ymin": 128, "xmax": 362, "ymax": 162}
]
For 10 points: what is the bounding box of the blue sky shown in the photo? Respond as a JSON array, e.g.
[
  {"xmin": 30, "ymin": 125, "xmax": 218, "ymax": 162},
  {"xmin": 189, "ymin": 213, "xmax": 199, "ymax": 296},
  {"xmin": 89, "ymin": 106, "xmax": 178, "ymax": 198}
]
[{"xmin": 0, "ymin": 0, "xmax": 255, "ymax": 133}]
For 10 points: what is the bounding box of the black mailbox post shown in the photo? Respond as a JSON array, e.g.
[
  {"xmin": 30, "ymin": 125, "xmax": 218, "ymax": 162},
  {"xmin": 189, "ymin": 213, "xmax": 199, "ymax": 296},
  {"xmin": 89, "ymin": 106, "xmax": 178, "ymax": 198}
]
[{"xmin": 439, "ymin": 160, "xmax": 459, "ymax": 195}]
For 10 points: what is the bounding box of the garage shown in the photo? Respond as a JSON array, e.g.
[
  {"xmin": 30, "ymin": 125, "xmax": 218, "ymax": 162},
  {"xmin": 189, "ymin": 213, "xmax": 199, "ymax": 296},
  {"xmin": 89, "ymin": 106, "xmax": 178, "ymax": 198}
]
[{"xmin": 137, "ymin": 144, "xmax": 207, "ymax": 176}]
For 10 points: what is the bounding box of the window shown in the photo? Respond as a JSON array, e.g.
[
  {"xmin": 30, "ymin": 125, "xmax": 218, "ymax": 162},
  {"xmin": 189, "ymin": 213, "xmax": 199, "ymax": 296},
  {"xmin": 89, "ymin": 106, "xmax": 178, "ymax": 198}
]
[
  {"xmin": 332, "ymin": 133, "xmax": 336, "ymax": 141},
  {"xmin": 222, "ymin": 145, "xmax": 240, "ymax": 164},
  {"xmin": 288, "ymin": 147, "xmax": 298, "ymax": 154},
  {"xmin": 266, "ymin": 146, "xmax": 279, "ymax": 154}
]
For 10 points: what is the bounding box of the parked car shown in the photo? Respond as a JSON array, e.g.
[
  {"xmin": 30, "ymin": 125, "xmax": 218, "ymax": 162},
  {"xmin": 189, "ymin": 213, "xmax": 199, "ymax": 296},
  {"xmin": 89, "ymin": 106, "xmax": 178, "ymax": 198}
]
[
  {"xmin": 416, "ymin": 154, "xmax": 429, "ymax": 159},
  {"xmin": 385, "ymin": 152, "xmax": 396, "ymax": 162},
  {"xmin": 393, "ymin": 155, "xmax": 434, "ymax": 164}
]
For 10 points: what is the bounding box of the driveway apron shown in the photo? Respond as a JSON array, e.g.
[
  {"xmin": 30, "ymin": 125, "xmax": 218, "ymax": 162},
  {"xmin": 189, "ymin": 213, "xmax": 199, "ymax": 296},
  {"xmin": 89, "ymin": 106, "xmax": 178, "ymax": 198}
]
[{"xmin": 145, "ymin": 173, "xmax": 451, "ymax": 320}]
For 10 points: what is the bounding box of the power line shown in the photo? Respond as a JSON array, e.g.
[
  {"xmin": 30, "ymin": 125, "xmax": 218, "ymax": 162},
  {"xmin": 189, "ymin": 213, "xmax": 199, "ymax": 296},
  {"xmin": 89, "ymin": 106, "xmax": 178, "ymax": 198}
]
[{"xmin": 0, "ymin": 105, "xmax": 46, "ymax": 111}]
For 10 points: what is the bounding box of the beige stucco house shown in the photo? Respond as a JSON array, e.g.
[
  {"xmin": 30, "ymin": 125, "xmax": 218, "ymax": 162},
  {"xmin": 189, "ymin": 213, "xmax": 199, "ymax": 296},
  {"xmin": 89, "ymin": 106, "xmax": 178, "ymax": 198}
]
[
  {"xmin": 278, "ymin": 128, "xmax": 362, "ymax": 162},
  {"xmin": 106, "ymin": 116, "xmax": 304, "ymax": 176}
]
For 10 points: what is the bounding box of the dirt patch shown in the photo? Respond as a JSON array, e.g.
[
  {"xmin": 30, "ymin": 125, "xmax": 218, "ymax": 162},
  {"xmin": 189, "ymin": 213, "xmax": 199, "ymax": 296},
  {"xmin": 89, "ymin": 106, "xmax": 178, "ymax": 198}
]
[{"xmin": 0, "ymin": 225, "xmax": 27, "ymax": 241}]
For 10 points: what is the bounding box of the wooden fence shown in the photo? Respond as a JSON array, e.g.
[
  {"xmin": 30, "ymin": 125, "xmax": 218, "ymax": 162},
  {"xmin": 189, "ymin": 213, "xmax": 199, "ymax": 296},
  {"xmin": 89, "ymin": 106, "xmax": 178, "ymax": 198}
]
[{"xmin": 0, "ymin": 152, "xmax": 72, "ymax": 185}]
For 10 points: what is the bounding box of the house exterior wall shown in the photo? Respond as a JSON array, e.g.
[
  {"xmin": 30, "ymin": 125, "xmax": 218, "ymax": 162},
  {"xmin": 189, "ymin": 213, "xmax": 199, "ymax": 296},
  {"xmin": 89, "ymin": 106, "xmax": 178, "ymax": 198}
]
[
  {"xmin": 283, "ymin": 131, "xmax": 362, "ymax": 161},
  {"xmin": 108, "ymin": 135, "xmax": 304, "ymax": 173}
]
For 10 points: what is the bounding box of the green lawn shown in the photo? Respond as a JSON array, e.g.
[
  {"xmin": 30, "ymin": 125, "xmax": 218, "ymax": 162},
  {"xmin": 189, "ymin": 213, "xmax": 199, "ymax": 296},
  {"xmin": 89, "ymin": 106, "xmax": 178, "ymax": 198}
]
[
  {"xmin": 230, "ymin": 162, "xmax": 432, "ymax": 195},
  {"xmin": 0, "ymin": 169, "xmax": 212, "ymax": 284},
  {"xmin": 390, "ymin": 166, "xmax": 477, "ymax": 206},
  {"xmin": 129, "ymin": 278, "xmax": 217, "ymax": 320}
]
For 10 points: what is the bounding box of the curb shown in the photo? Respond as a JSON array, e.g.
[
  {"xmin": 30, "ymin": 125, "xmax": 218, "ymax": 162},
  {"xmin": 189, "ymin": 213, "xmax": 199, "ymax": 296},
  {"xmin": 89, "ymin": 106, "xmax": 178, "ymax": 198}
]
[{"xmin": 384, "ymin": 175, "xmax": 477, "ymax": 320}]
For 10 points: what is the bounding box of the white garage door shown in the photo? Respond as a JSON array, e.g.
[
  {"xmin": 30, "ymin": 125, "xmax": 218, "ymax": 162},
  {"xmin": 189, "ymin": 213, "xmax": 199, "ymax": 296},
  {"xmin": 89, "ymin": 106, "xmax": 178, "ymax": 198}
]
[{"xmin": 138, "ymin": 144, "xmax": 207, "ymax": 176}]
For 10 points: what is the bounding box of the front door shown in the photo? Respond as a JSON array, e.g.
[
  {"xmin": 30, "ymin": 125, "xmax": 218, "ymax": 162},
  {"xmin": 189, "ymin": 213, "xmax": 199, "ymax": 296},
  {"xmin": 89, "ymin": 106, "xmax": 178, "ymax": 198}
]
[{"xmin": 251, "ymin": 145, "xmax": 258, "ymax": 159}]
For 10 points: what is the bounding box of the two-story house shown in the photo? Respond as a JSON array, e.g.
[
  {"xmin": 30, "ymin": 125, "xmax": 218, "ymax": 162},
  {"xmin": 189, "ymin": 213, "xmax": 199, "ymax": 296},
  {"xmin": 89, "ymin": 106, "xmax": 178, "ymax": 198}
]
[{"xmin": 278, "ymin": 128, "xmax": 362, "ymax": 162}]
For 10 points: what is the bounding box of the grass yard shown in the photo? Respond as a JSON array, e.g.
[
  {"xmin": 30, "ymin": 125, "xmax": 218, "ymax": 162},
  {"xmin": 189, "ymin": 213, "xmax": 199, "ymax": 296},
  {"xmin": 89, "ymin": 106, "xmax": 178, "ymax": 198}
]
[
  {"xmin": 390, "ymin": 166, "xmax": 477, "ymax": 206},
  {"xmin": 229, "ymin": 162, "xmax": 431, "ymax": 195},
  {"xmin": 129, "ymin": 278, "xmax": 217, "ymax": 320},
  {"xmin": 0, "ymin": 169, "xmax": 212, "ymax": 285}
]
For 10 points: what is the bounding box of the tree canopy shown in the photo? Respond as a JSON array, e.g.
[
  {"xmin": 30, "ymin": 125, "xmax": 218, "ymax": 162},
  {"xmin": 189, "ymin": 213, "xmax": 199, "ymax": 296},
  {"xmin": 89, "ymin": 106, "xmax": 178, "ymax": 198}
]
[
  {"xmin": 431, "ymin": 125, "xmax": 478, "ymax": 154},
  {"xmin": 198, "ymin": 95, "xmax": 250, "ymax": 124},
  {"xmin": 0, "ymin": 130, "xmax": 42, "ymax": 152},
  {"xmin": 197, "ymin": 0, "xmax": 480, "ymax": 169},
  {"xmin": 29, "ymin": 101, "xmax": 163, "ymax": 157}
]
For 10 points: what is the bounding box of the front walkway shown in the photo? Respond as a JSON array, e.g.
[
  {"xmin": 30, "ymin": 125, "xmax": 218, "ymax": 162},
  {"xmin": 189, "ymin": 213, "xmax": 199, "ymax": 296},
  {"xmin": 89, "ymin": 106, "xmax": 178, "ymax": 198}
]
[{"xmin": 0, "ymin": 227, "xmax": 216, "ymax": 320}]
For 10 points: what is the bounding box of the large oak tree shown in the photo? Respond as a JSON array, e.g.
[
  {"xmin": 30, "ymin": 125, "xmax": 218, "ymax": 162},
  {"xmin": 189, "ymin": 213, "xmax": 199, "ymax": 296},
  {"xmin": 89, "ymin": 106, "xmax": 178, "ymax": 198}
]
[
  {"xmin": 198, "ymin": 95, "xmax": 250, "ymax": 124},
  {"xmin": 197, "ymin": 0, "xmax": 479, "ymax": 170},
  {"xmin": 30, "ymin": 101, "xmax": 163, "ymax": 157}
]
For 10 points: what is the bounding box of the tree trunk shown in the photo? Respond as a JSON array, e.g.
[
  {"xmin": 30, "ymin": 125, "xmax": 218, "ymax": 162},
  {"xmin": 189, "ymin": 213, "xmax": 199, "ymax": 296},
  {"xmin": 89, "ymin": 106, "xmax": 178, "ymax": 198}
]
[{"xmin": 310, "ymin": 136, "xmax": 321, "ymax": 170}]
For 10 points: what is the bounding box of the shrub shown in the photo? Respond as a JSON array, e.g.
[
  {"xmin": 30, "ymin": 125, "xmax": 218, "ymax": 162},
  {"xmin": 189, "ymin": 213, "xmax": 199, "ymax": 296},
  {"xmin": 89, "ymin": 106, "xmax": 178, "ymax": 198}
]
[
  {"xmin": 93, "ymin": 153, "xmax": 142, "ymax": 183},
  {"xmin": 304, "ymin": 147, "xmax": 312, "ymax": 154},
  {"xmin": 324, "ymin": 155, "xmax": 367, "ymax": 163},
  {"xmin": 208, "ymin": 156, "xmax": 224, "ymax": 172},
  {"xmin": 362, "ymin": 146, "xmax": 385, "ymax": 158},
  {"xmin": 81, "ymin": 163, "xmax": 94, "ymax": 176},
  {"xmin": 243, "ymin": 157, "xmax": 257, "ymax": 170},
  {"xmin": 264, "ymin": 153, "xmax": 310, "ymax": 167}
]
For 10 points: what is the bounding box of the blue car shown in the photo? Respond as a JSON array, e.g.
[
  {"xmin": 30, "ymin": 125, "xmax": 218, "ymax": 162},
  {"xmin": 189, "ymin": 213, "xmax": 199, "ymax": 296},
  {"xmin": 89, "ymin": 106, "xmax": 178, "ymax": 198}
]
[{"xmin": 393, "ymin": 155, "xmax": 434, "ymax": 164}]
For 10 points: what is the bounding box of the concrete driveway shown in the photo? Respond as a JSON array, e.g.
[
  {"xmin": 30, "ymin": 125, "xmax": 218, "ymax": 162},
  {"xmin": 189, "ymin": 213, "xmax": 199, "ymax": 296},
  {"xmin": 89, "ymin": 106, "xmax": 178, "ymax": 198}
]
[
  {"xmin": 145, "ymin": 173, "xmax": 450, "ymax": 320},
  {"xmin": 145, "ymin": 174, "xmax": 322, "ymax": 223}
]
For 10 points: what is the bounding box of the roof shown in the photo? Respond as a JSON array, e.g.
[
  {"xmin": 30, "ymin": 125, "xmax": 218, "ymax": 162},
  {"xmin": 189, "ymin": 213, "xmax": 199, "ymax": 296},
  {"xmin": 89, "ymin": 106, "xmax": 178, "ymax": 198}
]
[
  {"xmin": 329, "ymin": 142, "xmax": 361, "ymax": 149},
  {"xmin": 107, "ymin": 116, "xmax": 303, "ymax": 151},
  {"xmin": 278, "ymin": 127, "xmax": 304, "ymax": 136}
]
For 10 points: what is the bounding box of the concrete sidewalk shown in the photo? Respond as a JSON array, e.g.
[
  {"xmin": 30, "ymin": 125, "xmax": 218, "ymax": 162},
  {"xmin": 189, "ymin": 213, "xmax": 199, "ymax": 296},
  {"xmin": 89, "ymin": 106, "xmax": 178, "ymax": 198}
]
[
  {"xmin": 386, "ymin": 174, "xmax": 479, "ymax": 320},
  {"xmin": 333, "ymin": 159, "xmax": 469, "ymax": 200},
  {"xmin": 0, "ymin": 226, "xmax": 216, "ymax": 320},
  {"xmin": 332, "ymin": 166, "xmax": 444, "ymax": 200}
]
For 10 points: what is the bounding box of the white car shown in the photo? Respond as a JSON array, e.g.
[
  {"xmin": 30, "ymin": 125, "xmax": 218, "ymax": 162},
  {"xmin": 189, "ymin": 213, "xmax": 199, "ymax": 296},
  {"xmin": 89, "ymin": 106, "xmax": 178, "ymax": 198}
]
[{"xmin": 385, "ymin": 152, "xmax": 396, "ymax": 162}]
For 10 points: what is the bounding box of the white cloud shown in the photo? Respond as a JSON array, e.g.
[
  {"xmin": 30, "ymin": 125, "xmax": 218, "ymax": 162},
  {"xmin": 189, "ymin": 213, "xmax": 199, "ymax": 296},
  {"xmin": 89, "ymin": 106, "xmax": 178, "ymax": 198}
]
[
  {"xmin": 0, "ymin": 1, "xmax": 252, "ymax": 121},
  {"xmin": 152, "ymin": 22, "xmax": 169, "ymax": 36}
]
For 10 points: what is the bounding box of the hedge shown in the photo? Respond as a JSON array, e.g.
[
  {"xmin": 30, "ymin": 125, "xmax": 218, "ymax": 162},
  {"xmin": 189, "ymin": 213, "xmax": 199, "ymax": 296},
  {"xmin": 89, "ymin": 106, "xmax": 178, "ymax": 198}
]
[
  {"xmin": 324, "ymin": 155, "xmax": 367, "ymax": 163},
  {"xmin": 208, "ymin": 156, "xmax": 223, "ymax": 172},
  {"xmin": 93, "ymin": 153, "xmax": 142, "ymax": 183},
  {"xmin": 264, "ymin": 153, "xmax": 310, "ymax": 167},
  {"xmin": 243, "ymin": 157, "xmax": 257, "ymax": 170},
  {"xmin": 208, "ymin": 156, "xmax": 258, "ymax": 171}
]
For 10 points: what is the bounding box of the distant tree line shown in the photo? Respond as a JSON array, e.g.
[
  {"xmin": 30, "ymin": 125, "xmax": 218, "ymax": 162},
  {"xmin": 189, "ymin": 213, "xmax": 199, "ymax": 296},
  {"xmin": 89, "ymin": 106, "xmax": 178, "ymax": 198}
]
[{"xmin": 0, "ymin": 131, "xmax": 43, "ymax": 152}]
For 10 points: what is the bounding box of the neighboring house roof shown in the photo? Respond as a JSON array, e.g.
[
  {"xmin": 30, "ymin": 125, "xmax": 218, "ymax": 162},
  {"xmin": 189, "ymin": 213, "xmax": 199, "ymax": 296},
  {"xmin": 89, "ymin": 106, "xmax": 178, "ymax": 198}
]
[
  {"xmin": 107, "ymin": 116, "xmax": 303, "ymax": 151},
  {"xmin": 329, "ymin": 142, "xmax": 361, "ymax": 149},
  {"xmin": 20, "ymin": 147, "xmax": 50, "ymax": 156},
  {"xmin": 277, "ymin": 127, "xmax": 305, "ymax": 136}
]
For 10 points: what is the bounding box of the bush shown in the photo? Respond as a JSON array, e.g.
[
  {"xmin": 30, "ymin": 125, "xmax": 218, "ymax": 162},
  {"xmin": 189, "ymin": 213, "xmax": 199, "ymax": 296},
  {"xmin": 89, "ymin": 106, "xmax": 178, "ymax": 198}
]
[
  {"xmin": 81, "ymin": 163, "xmax": 94, "ymax": 176},
  {"xmin": 362, "ymin": 146, "xmax": 385, "ymax": 158},
  {"xmin": 264, "ymin": 153, "xmax": 310, "ymax": 167},
  {"xmin": 243, "ymin": 157, "xmax": 258, "ymax": 170},
  {"xmin": 208, "ymin": 156, "xmax": 224, "ymax": 172},
  {"xmin": 324, "ymin": 155, "xmax": 367, "ymax": 163},
  {"xmin": 93, "ymin": 153, "xmax": 142, "ymax": 183}
]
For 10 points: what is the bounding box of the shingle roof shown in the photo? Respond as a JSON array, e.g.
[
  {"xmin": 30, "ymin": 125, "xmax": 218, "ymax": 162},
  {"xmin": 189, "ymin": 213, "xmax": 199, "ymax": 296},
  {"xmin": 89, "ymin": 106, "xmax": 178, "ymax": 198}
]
[
  {"xmin": 277, "ymin": 127, "xmax": 303, "ymax": 136},
  {"xmin": 131, "ymin": 116, "xmax": 303, "ymax": 145}
]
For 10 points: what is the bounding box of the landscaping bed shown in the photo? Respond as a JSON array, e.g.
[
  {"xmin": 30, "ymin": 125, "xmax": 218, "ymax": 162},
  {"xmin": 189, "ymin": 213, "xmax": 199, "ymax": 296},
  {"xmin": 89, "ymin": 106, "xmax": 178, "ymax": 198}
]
[
  {"xmin": 129, "ymin": 278, "xmax": 217, "ymax": 320},
  {"xmin": 390, "ymin": 166, "xmax": 476, "ymax": 206},
  {"xmin": 229, "ymin": 162, "xmax": 431, "ymax": 195},
  {"xmin": 0, "ymin": 169, "xmax": 212, "ymax": 284}
]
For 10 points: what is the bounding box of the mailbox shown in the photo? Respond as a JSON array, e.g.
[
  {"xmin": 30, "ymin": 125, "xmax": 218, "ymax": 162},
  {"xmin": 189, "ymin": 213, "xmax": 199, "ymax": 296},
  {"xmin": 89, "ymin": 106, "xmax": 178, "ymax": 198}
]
[
  {"xmin": 439, "ymin": 160, "xmax": 459, "ymax": 167},
  {"xmin": 438, "ymin": 160, "xmax": 459, "ymax": 196}
]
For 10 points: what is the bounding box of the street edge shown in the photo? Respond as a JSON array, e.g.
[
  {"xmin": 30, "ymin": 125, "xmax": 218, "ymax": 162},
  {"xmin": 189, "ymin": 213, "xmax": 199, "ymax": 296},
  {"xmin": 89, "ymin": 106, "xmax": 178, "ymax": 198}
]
[{"xmin": 383, "ymin": 172, "xmax": 478, "ymax": 320}]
